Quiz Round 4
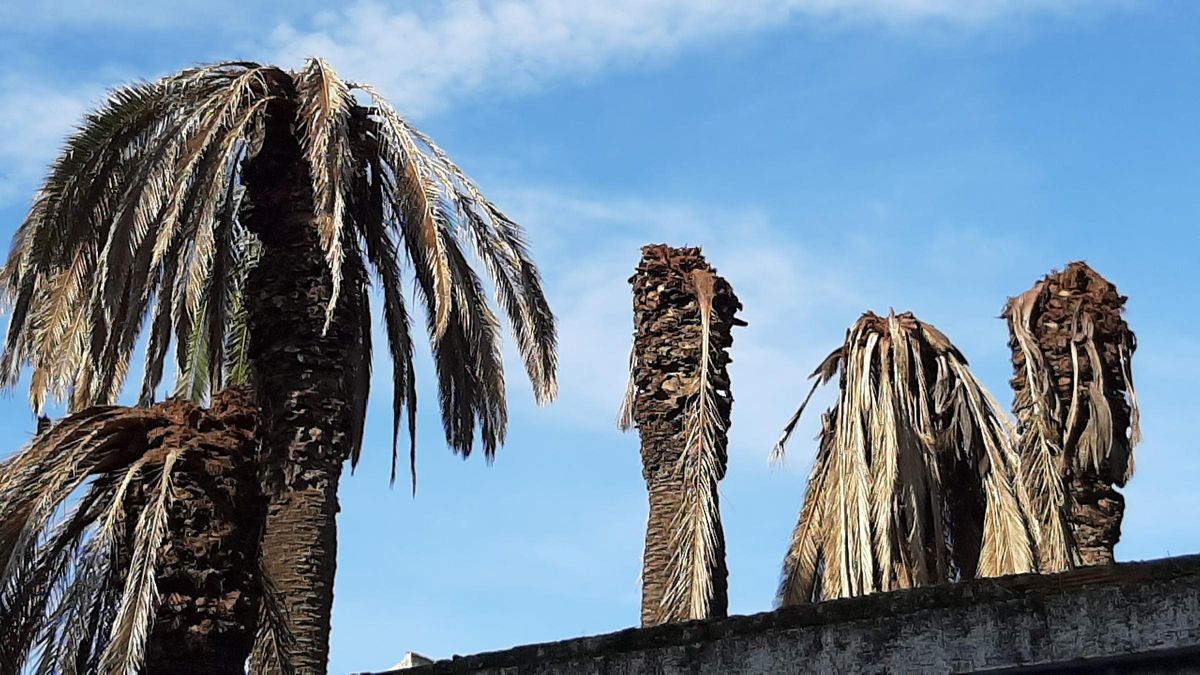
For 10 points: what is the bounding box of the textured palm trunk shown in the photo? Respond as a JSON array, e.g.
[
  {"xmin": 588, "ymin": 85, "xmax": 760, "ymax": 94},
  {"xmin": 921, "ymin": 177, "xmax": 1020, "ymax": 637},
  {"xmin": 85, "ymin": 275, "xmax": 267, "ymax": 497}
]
[
  {"xmin": 626, "ymin": 244, "xmax": 740, "ymax": 627},
  {"xmin": 241, "ymin": 94, "xmax": 365, "ymax": 673},
  {"xmin": 640, "ymin": 469, "xmax": 682, "ymax": 626},
  {"xmin": 1005, "ymin": 262, "xmax": 1137, "ymax": 569},
  {"xmin": 142, "ymin": 389, "xmax": 263, "ymax": 675}
]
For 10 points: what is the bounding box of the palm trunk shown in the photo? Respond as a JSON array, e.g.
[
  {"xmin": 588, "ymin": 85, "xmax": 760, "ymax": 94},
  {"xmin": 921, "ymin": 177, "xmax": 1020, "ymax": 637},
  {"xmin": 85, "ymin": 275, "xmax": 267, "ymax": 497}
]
[
  {"xmin": 1067, "ymin": 475, "xmax": 1124, "ymax": 566},
  {"xmin": 627, "ymin": 244, "xmax": 740, "ymax": 627},
  {"xmin": 640, "ymin": 465, "xmax": 681, "ymax": 625},
  {"xmin": 241, "ymin": 95, "xmax": 365, "ymax": 673},
  {"xmin": 143, "ymin": 389, "xmax": 263, "ymax": 675},
  {"xmin": 1005, "ymin": 262, "xmax": 1138, "ymax": 570}
]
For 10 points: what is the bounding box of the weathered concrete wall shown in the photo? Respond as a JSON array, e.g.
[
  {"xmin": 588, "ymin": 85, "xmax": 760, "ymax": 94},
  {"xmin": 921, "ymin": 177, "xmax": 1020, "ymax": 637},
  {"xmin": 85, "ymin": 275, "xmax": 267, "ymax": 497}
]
[{"xmin": 367, "ymin": 556, "xmax": 1200, "ymax": 674}]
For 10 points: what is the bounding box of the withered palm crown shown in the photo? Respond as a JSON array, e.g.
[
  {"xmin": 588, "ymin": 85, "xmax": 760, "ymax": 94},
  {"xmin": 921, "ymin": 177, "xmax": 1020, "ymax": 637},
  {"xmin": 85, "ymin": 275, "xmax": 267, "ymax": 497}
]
[
  {"xmin": 0, "ymin": 59, "xmax": 557, "ymax": 473},
  {"xmin": 774, "ymin": 311, "xmax": 1035, "ymax": 606}
]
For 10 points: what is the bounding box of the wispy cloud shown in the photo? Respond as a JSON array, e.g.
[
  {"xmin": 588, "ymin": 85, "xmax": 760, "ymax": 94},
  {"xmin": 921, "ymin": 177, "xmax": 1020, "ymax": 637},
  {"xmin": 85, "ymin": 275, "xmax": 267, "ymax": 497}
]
[
  {"xmin": 495, "ymin": 186, "xmax": 1032, "ymax": 472},
  {"xmin": 0, "ymin": 0, "xmax": 1113, "ymax": 206},
  {"xmin": 270, "ymin": 0, "xmax": 1103, "ymax": 116},
  {"xmin": 0, "ymin": 80, "xmax": 96, "ymax": 207}
]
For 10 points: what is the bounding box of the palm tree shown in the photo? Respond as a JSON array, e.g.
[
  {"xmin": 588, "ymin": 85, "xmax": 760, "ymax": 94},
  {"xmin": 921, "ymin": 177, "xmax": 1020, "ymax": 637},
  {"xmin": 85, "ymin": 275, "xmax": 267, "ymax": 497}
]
[
  {"xmin": 0, "ymin": 389, "xmax": 274, "ymax": 675},
  {"xmin": 619, "ymin": 244, "xmax": 743, "ymax": 626},
  {"xmin": 1003, "ymin": 261, "xmax": 1139, "ymax": 569},
  {"xmin": 773, "ymin": 311, "xmax": 1035, "ymax": 605},
  {"xmin": 0, "ymin": 59, "xmax": 557, "ymax": 671}
]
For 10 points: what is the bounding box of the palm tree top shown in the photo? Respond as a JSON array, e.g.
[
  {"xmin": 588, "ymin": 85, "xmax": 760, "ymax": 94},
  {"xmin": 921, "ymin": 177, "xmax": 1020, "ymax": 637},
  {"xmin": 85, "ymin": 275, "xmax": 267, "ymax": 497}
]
[{"xmin": 0, "ymin": 58, "xmax": 558, "ymax": 475}]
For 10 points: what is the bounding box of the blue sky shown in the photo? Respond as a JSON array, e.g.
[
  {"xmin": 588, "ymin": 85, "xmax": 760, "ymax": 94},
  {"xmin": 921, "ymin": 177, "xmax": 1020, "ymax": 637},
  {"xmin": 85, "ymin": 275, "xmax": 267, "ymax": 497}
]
[{"xmin": 2, "ymin": 1, "xmax": 1199, "ymax": 672}]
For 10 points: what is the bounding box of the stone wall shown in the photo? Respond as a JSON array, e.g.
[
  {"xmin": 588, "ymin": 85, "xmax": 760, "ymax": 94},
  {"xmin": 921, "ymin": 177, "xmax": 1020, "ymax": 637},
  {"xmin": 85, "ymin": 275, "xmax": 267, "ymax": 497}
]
[{"xmin": 366, "ymin": 556, "xmax": 1200, "ymax": 674}]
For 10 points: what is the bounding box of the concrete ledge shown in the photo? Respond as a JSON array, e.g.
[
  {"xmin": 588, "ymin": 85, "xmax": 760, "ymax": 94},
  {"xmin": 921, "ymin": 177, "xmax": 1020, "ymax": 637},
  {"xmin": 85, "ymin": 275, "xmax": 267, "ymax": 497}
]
[{"xmin": 367, "ymin": 555, "xmax": 1200, "ymax": 674}]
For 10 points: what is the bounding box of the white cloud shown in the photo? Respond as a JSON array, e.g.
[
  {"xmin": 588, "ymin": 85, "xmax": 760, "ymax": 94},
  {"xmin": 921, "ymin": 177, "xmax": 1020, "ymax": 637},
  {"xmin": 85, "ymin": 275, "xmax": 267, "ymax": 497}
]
[
  {"xmin": 269, "ymin": 0, "xmax": 1100, "ymax": 117},
  {"xmin": 0, "ymin": 0, "xmax": 1112, "ymax": 206}
]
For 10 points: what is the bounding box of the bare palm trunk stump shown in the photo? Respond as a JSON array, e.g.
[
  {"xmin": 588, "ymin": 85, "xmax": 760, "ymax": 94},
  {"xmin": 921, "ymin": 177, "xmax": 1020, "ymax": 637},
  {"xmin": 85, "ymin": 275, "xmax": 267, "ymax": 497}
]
[
  {"xmin": 1004, "ymin": 262, "xmax": 1139, "ymax": 570},
  {"xmin": 624, "ymin": 244, "xmax": 742, "ymax": 627},
  {"xmin": 142, "ymin": 389, "xmax": 264, "ymax": 675}
]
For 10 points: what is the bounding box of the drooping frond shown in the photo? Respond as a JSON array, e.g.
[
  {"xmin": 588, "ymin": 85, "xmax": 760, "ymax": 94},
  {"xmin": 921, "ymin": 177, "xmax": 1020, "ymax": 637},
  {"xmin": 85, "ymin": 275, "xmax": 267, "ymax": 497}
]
[
  {"xmin": 0, "ymin": 62, "xmax": 278, "ymax": 412},
  {"xmin": 347, "ymin": 90, "xmax": 559, "ymax": 468},
  {"xmin": 250, "ymin": 558, "xmax": 296, "ymax": 675},
  {"xmin": 2, "ymin": 57, "xmax": 557, "ymax": 476},
  {"xmin": 354, "ymin": 85, "xmax": 454, "ymax": 340},
  {"xmin": 622, "ymin": 245, "xmax": 742, "ymax": 626},
  {"xmin": 0, "ymin": 406, "xmax": 174, "ymax": 672},
  {"xmin": 775, "ymin": 311, "xmax": 1036, "ymax": 606},
  {"xmin": 0, "ymin": 390, "xmax": 262, "ymax": 674},
  {"xmin": 1003, "ymin": 261, "xmax": 1139, "ymax": 571},
  {"xmin": 617, "ymin": 342, "xmax": 637, "ymax": 431},
  {"xmin": 295, "ymin": 58, "xmax": 355, "ymax": 330},
  {"xmin": 401, "ymin": 122, "xmax": 558, "ymax": 404},
  {"xmin": 353, "ymin": 84, "xmax": 557, "ymax": 404},
  {"xmin": 659, "ymin": 269, "xmax": 726, "ymax": 623}
]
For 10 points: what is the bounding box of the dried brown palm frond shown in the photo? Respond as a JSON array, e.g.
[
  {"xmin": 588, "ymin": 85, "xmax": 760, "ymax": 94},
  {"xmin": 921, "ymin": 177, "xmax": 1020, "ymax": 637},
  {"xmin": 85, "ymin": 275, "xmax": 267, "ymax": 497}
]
[
  {"xmin": 774, "ymin": 311, "xmax": 1036, "ymax": 606},
  {"xmin": 0, "ymin": 58, "xmax": 556, "ymax": 482},
  {"xmin": 660, "ymin": 269, "xmax": 725, "ymax": 623},
  {"xmin": 0, "ymin": 389, "xmax": 274, "ymax": 675},
  {"xmin": 1003, "ymin": 261, "xmax": 1139, "ymax": 569},
  {"xmin": 620, "ymin": 245, "xmax": 742, "ymax": 626}
]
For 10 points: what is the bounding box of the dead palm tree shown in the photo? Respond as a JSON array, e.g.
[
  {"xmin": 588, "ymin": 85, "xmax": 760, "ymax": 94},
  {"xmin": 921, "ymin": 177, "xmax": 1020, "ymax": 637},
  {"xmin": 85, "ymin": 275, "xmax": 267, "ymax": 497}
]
[
  {"xmin": 0, "ymin": 389, "xmax": 275, "ymax": 675},
  {"xmin": 619, "ymin": 244, "xmax": 743, "ymax": 626},
  {"xmin": 1003, "ymin": 262, "xmax": 1139, "ymax": 570},
  {"xmin": 774, "ymin": 311, "xmax": 1035, "ymax": 606},
  {"xmin": 0, "ymin": 59, "xmax": 557, "ymax": 671}
]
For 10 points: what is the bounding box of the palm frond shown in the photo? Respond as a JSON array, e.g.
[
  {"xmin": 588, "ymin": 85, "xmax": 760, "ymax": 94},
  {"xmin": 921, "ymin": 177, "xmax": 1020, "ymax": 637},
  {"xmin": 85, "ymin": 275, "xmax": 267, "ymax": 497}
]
[
  {"xmin": 1003, "ymin": 261, "xmax": 1139, "ymax": 571},
  {"xmin": 1, "ymin": 62, "xmax": 274, "ymax": 412},
  {"xmin": 0, "ymin": 407, "xmax": 169, "ymax": 671},
  {"xmin": 401, "ymin": 123, "xmax": 558, "ymax": 403},
  {"xmin": 295, "ymin": 58, "xmax": 356, "ymax": 330},
  {"xmin": 0, "ymin": 390, "xmax": 261, "ymax": 673},
  {"xmin": 777, "ymin": 415, "xmax": 833, "ymax": 605},
  {"xmin": 355, "ymin": 85, "xmax": 454, "ymax": 339},
  {"xmin": 222, "ymin": 226, "xmax": 261, "ymax": 389},
  {"xmin": 776, "ymin": 311, "xmax": 1036, "ymax": 605},
  {"xmin": 617, "ymin": 342, "xmax": 637, "ymax": 431},
  {"xmin": 250, "ymin": 556, "xmax": 296, "ymax": 675},
  {"xmin": 431, "ymin": 237, "xmax": 508, "ymax": 459},
  {"xmin": 99, "ymin": 448, "xmax": 181, "ymax": 674},
  {"xmin": 2, "ymin": 58, "xmax": 557, "ymax": 485},
  {"xmin": 659, "ymin": 269, "xmax": 726, "ymax": 623},
  {"xmin": 351, "ymin": 151, "xmax": 418, "ymax": 487}
]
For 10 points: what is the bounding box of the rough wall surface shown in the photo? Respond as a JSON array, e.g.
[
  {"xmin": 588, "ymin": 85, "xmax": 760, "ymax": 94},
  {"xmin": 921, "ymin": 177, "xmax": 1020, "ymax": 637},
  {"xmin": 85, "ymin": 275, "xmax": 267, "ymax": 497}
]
[{"xmin": 367, "ymin": 556, "xmax": 1200, "ymax": 674}]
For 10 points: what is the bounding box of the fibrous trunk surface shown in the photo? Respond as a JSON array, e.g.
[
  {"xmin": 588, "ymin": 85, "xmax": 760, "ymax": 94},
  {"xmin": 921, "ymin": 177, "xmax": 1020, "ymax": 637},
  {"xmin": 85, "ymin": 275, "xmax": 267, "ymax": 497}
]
[
  {"xmin": 242, "ymin": 95, "xmax": 365, "ymax": 673},
  {"xmin": 0, "ymin": 389, "xmax": 263, "ymax": 673},
  {"xmin": 142, "ymin": 388, "xmax": 264, "ymax": 675},
  {"xmin": 625, "ymin": 244, "xmax": 742, "ymax": 627},
  {"xmin": 1004, "ymin": 262, "xmax": 1139, "ymax": 570}
]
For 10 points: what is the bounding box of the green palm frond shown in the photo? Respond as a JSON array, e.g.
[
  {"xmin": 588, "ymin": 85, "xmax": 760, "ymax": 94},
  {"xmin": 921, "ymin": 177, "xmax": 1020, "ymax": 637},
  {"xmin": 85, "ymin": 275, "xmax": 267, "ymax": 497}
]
[
  {"xmin": 2, "ymin": 58, "xmax": 557, "ymax": 468},
  {"xmin": 775, "ymin": 311, "xmax": 1036, "ymax": 606}
]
